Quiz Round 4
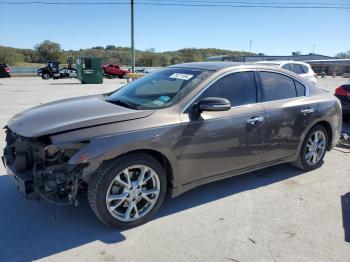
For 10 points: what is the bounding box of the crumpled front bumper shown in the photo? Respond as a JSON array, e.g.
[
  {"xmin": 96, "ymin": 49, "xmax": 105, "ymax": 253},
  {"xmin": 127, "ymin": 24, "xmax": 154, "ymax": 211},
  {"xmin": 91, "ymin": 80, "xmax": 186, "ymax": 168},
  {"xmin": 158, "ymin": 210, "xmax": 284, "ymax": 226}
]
[{"xmin": 2, "ymin": 149, "xmax": 35, "ymax": 198}]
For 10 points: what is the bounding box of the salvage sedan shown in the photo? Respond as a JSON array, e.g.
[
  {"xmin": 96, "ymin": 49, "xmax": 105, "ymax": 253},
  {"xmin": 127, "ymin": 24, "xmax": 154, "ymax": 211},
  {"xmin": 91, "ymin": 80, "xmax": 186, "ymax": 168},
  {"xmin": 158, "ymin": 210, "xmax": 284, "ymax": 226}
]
[{"xmin": 2, "ymin": 62, "xmax": 342, "ymax": 228}]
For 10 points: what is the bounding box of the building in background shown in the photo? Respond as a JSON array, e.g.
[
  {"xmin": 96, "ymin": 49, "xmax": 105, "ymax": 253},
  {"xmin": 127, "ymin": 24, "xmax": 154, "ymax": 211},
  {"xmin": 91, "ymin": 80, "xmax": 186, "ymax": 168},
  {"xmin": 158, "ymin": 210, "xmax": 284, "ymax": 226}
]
[{"xmin": 205, "ymin": 53, "xmax": 350, "ymax": 76}]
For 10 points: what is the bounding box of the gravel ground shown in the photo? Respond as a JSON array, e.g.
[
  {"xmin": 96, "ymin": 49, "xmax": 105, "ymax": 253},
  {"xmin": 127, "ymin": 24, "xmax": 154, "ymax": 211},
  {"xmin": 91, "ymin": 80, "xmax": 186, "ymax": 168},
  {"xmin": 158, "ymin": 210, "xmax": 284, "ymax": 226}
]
[{"xmin": 0, "ymin": 76, "xmax": 349, "ymax": 262}]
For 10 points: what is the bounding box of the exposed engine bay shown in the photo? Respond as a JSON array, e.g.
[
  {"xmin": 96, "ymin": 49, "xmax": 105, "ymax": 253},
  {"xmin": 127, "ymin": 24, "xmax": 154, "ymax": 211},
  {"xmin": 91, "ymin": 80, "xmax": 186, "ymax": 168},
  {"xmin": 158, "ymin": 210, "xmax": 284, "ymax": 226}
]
[{"xmin": 3, "ymin": 127, "xmax": 88, "ymax": 205}]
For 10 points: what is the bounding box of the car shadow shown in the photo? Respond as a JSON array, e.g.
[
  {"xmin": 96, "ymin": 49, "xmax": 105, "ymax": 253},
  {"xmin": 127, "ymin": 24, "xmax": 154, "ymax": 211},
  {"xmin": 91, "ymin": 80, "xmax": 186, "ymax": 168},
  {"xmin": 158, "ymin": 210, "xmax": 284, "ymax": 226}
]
[
  {"xmin": 0, "ymin": 174, "xmax": 125, "ymax": 262},
  {"xmin": 157, "ymin": 164, "xmax": 304, "ymax": 218},
  {"xmin": 341, "ymin": 192, "xmax": 350, "ymax": 243},
  {"xmin": 0, "ymin": 163, "xmax": 305, "ymax": 261}
]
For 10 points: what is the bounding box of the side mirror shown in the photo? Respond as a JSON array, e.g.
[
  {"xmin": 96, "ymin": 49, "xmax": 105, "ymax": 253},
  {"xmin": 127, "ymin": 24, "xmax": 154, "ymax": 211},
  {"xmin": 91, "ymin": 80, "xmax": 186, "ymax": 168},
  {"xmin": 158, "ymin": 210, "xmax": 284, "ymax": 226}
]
[{"xmin": 196, "ymin": 97, "xmax": 231, "ymax": 113}]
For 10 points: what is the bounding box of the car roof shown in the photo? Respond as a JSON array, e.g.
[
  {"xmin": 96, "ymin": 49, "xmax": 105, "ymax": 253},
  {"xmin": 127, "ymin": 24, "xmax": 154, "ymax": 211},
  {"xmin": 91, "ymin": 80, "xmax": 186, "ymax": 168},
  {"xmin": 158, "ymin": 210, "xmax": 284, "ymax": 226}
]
[
  {"xmin": 169, "ymin": 62, "xmax": 248, "ymax": 71},
  {"xmin": 255, "ymin": 60, "xmax": 309, "ymax": 65},
  {"xmin": 168, "ymin": 61, "xmax": 311, "ymax": 74},
  {"xmin": 255, "ymin": 61, "xmax": 282, "ymax": 64},
  {"xmin": 167, "ymin": 61, "xmax": 310, "ymax": 84}
]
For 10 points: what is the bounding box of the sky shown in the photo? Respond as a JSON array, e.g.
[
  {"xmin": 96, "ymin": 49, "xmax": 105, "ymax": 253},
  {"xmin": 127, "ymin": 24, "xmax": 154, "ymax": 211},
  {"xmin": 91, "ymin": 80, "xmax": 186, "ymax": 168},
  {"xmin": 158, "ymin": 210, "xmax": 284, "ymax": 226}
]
[{"xmin": 0, "ymin": 0, "xmax": 349, "ymax": 56}]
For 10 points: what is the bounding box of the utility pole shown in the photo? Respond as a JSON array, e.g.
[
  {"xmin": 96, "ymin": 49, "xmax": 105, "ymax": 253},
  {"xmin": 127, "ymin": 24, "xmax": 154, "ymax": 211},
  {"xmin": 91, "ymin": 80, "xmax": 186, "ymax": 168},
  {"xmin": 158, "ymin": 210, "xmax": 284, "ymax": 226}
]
[
  {"xmin": 249, "ymin": 40, "xmax": 252, "ymax": 54},
  {"xmin": 131, "ymin": 0, "xmax": 135, "ymax": 73}
]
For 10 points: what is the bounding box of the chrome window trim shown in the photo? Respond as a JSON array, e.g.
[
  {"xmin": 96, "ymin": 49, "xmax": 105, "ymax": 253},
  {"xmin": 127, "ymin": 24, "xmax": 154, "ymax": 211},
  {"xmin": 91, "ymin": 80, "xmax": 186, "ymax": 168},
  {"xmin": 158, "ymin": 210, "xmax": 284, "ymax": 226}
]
[{"xmin": 181, "ymin": 68, "xmax": 310, "ymax": 114}]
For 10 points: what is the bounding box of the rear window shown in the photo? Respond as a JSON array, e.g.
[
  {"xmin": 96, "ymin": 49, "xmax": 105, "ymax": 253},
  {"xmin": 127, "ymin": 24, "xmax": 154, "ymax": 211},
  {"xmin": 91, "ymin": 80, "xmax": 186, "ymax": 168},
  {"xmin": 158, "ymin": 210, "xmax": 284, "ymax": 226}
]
[
  {"xmin": 260, "ymin": 72, "xmax": 296, "ymax": 101},
  {"xmin": 301, "ymin": 64, "xmax": 309, "ymax": 73},
  {"xmin": 292, "ymin": 64, "xmax": 304, "ymax": 74}
]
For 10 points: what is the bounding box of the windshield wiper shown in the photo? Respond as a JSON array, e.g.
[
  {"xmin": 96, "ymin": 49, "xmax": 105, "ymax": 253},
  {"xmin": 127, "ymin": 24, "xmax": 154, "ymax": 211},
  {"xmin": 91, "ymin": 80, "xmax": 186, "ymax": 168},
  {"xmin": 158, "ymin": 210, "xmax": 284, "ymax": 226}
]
[{"xmin": 107, "ymin": 99, "xmax": 139, "ymax": 110}]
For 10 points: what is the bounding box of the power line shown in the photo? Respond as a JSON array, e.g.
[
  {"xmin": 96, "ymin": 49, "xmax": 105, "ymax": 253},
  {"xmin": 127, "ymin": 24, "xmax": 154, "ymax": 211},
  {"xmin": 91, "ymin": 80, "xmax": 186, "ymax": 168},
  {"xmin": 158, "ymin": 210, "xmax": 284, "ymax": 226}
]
[
  {"xmin": 0, "ymin": 1, "xmax": 350, "ymax": 9},
  {"xmin": 146, "ymin": 0, "xmax": 350, "ymax": 6}
]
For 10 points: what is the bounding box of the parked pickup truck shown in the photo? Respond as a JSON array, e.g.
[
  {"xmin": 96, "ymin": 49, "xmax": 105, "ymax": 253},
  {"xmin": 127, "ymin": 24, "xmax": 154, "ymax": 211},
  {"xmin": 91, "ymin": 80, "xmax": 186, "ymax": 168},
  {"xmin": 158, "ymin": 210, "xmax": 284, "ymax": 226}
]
[{"xmin": 103, "ymin": 64, "xmax": 130, "ymax": 78}]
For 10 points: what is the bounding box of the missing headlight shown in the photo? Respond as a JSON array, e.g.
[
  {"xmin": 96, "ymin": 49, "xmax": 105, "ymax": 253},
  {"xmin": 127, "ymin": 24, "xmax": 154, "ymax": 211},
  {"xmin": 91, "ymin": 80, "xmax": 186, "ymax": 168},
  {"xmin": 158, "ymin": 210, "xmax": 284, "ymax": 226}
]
[{"xmin": 43, "ymin": 141, "xmax": 89, "ymax": 165}]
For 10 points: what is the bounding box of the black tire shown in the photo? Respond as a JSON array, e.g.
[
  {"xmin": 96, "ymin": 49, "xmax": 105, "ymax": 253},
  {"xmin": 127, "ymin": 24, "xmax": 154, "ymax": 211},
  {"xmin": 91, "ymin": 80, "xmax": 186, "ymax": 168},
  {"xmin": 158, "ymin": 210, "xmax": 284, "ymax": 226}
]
[
  {"xmin": 119, "ymin": 74, "xmax": 124, "ymax": 79},
  {"xmin": 88, "ymin": 153, "xmax": 167, "ymax": 229},
  {"xmin": 292, "ymin": 124, "xmax": 328, "ymax": 171},
  {"xmin": 42, "ymin": 73, "xmax": 50, "ymax": 80}
]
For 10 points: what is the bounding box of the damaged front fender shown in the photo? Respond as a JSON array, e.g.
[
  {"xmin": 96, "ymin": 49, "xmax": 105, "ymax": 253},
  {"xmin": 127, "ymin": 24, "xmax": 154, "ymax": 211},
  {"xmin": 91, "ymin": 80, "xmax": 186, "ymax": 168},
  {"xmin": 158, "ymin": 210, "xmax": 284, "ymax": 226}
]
[{"xmin": 3, "ymin": 127, "xmax": 88, "ymax": 205}]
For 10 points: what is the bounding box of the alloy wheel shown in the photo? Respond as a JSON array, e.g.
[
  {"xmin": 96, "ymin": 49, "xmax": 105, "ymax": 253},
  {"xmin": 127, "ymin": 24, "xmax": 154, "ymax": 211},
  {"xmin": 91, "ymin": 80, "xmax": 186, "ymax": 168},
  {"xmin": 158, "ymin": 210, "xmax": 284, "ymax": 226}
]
[
  {"xmin": 305, "ymin": 130, "xmax": 326, "ymax": 166},
  {"xmin": 105, "ymin": 165, "xmax": 160, "ymax": 222}
]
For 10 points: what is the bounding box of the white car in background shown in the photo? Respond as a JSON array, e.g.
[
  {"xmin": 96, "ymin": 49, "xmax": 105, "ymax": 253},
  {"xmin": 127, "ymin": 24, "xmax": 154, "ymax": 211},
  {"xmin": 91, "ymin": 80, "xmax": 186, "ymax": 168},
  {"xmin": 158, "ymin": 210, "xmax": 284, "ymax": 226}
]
[{"xmin": 254, "ymin": 61, "xmax": 318, "ymax": 85}]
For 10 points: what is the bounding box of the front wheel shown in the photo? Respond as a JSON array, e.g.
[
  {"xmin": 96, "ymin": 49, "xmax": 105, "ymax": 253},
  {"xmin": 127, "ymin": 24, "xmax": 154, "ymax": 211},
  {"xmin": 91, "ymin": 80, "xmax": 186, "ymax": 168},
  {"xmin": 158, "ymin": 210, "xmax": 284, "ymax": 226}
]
[
  {"xmin": 42, "ymin": 72, "xmax": 50, "ymax": 79},
  {"xmin": 292, "ymin": 125, "xmax": 328, "ymax": 171},
  {"xmin": 88, "ymin": 153, "xmax": 167, "ymax": 228}
]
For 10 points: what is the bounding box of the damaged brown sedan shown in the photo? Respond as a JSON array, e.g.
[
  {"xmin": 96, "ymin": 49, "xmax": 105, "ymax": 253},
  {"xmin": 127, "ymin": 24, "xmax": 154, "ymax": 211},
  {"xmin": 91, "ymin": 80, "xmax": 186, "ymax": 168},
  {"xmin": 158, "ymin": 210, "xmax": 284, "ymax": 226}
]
[{"xmin": 2, "ymin": 62, "xmax": 342, "ymax": 228}]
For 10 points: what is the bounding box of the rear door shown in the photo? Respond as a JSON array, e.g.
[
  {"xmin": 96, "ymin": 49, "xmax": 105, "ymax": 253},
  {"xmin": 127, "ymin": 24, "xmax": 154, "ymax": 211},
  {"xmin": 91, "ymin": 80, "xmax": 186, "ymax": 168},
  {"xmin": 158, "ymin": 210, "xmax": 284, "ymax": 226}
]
[
  {"xmin": 178, "ymin": 70, "xmax": 265, "ymax": 184},
  {"xmin": 258, "ymin": 70, "xmax": 316, "ymax": 162}
]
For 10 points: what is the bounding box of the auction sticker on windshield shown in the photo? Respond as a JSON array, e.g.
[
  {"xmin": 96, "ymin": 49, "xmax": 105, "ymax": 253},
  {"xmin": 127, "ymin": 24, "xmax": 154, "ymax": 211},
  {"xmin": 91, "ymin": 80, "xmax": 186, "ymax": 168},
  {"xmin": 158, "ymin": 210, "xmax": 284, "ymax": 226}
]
[{"xmin": 169, "ymin": 73, "xmax": 193, "ymax": 80}]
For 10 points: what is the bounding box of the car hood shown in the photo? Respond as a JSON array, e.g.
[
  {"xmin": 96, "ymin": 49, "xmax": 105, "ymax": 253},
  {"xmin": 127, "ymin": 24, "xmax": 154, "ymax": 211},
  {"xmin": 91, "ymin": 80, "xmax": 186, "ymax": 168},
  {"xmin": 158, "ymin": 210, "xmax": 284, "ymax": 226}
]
[{"xmin": 7, "ymin": 94, "xmax": 154, "ymax": 138}]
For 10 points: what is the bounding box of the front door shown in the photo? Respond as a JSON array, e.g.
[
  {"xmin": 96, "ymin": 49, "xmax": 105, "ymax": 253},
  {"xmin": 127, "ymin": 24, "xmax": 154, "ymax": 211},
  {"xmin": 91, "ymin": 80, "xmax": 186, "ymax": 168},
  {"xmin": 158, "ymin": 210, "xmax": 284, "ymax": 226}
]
[{"xmin": 177, "ymin": 71, "xmax": 265, "ymax": 184}]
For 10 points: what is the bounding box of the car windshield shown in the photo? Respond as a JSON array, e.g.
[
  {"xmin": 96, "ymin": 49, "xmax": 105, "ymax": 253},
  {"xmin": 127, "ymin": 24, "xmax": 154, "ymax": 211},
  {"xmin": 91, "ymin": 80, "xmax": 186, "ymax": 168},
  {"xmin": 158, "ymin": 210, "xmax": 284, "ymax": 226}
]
[{"xmin": 107, "ymin": 68, "xmax": 210, "ymax": 110}]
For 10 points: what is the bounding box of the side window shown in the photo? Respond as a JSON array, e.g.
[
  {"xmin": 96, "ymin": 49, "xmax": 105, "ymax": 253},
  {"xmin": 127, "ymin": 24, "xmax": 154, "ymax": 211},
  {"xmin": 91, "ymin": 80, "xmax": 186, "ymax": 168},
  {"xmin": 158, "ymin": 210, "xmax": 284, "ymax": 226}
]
[
  {"xmin": 292, "ymin": 64, "xmax": 304, "ymax": 74},
  {"xmin": 301, "ymin": 64, "xmax": 309, "ymax": 73},
  {"xmin": 281, "ymin": 63, "xmax": 292, "ymax": 71},
  {"xmin": 197, "ymin": 71, "xmax": 257, "ymax": 107},
  {"xmin": 295, "ymin": 81, "xmax": 306, "ymax": 96},
  {"xmin": 260, "ymin": 72, "xmax": 296, "ymax": 101}
]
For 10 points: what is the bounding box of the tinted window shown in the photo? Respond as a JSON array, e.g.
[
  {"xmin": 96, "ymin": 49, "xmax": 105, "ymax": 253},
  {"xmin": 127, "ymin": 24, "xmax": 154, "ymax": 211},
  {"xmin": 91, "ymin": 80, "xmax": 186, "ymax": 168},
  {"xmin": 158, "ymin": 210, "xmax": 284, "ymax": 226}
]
[
  {"xmin": 301, "ymin": 64, "xmax": 309, "ymax": 73},
  {"xmin": 295, "ymin": 81, "xmax": 305, "ymax": 96},
  {"xmin": 292, "ymin": 64, "xmax": 304, "ymax": 74},
  {"xmin": 281, "ymin": 63, "xmax": 292, "ymax": 71},
  {"xmin": 260, "ymin": 72, "xmax": 296, "ymax": 101},
  {"xmin": 198, "ymin": 72, "xmax": 257, "ymax": 107}
]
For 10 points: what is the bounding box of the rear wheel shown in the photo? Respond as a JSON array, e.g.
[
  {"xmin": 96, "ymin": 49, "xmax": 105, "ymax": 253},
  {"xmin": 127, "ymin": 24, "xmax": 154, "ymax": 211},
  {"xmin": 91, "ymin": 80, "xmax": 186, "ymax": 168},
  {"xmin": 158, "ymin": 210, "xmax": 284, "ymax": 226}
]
[
  {"xmin": 88, "ymin": 153, "xmax": 167, "ymax": 228},
  {"xmin": 292, "ymin": 125, "xmax": 328, "ymax": 171}
]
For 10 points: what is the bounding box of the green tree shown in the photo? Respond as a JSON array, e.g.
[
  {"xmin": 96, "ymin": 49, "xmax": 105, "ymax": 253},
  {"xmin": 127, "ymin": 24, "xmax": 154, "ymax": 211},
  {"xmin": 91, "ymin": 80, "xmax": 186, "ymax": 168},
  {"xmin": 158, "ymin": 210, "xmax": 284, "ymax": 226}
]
[
  {"xmin": 335, "ymin": 51, "xmax": 350, "ymax": 59},
  {"xmin": 0, "ymin": 46, "xmax": 24, "ymax": 64},
  {"xmin": 106, "ymin": 45, "xmax": 116, "ymax": 50},
  {"xmin": 35, "ymin": 40, "xmax": 63, "ymax": 62}
]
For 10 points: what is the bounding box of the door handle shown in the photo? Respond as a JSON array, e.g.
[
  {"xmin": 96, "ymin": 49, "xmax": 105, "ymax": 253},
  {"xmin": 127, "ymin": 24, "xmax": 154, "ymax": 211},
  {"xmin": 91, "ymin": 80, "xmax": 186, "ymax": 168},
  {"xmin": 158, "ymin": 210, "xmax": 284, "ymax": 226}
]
[
  {"xmin": 300, "ymin": 108, "xmax": 314, "ymax": 115},
  {"xmin": 247, "ymin": 116, "xmax": 264, "ymax": 125}
]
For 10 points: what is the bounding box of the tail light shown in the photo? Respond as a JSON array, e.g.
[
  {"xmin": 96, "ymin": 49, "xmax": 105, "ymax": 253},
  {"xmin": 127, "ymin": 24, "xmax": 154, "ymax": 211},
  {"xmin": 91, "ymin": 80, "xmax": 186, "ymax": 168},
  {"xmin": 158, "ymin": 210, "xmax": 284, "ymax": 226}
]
[
  {"xmin": 335, "ymin": 86, "xmax": 350, "ymax": 96},
  {"xmin": 5, "ymin": 67, "xmax": 10, "ymax": 73}
]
